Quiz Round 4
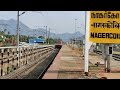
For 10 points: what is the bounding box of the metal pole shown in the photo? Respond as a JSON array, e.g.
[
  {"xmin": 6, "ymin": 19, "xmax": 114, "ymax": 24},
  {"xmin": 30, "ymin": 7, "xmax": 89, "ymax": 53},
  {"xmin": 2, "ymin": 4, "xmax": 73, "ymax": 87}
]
[
  {"xmin": 72, "ymin": 38, "xmax": 74, "ymax": 49},
  {"xmin": 105, "ymin": 44, "xmax": 112, "ymax": 72},
  {"xmin": 84, "ymin": 11, "xmax": 90, "ymax": 75},
  {"xmin": 17, "ymin": 11, "xmax": 20, "ymax": 67},
  {"xmin": 48, "ymin": 28, "xmax": 50, "ymax": 44},
  {"xmin": 104, "ymin": 44, "xmax": 107, "ymax": 71},
  {"xmin": 46, "ymin": 26, "xmax": 47, "ymax": 40},
  {"xmin": 75, "ymin": 19, "xmax": 77, "ymax": 46},
  {"xmin": 46, "ymin": 26, "xmax": 47, "ymax": 44},
  {"xmin": 17, "ymin": 11, "xmax": 19, "ymax": 47}
]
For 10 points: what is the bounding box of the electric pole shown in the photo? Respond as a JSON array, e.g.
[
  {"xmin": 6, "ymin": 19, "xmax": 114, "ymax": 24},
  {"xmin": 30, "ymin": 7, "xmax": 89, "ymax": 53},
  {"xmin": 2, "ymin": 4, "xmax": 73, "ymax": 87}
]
[
  {"xmin": 75, "ymin": 19, "xmax": 77, "ymax": 45},
  {"xmin": 48, "ymin": 28, "xmax": 50, "ymax": 44},
  {"xmin": 44, "ymin": 26, "xmax": 47, "ymax": 44}
]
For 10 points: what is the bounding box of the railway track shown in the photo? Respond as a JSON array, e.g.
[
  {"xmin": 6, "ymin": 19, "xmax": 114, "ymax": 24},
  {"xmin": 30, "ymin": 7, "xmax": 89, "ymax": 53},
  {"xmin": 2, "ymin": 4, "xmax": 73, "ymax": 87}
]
[
  {"xmin": 23, "ymin": 48, "xmax": 60, "ymax": 79},
  {"xmin": 95, "ymin": 51, "xmax": 120, "ymax": 61}
]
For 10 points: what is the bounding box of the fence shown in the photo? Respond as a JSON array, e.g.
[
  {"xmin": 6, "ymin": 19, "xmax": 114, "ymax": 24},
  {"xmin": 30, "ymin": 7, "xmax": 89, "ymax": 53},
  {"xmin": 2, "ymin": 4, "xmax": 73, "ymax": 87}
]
[{"xmin": 0, "ymin": 45, "xmax": 54, "ymax": 76}]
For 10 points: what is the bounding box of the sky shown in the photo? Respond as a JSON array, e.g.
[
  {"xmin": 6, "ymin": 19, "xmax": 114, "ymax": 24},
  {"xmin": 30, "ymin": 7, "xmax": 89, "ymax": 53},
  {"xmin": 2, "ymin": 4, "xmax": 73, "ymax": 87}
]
[{"xmin": 0, "ymin": 11, "xmax": 85, "ymax": 34}]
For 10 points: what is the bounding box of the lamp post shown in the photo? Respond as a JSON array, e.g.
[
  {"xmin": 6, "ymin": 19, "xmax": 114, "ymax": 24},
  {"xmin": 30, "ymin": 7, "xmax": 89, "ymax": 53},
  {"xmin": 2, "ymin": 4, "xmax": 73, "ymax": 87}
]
[
  {"xmin": 16, "ymin": 11, "xmax": 26, "ymax": 67},
  {"xmin": 17, "ymin": 11, "xmax": 26, "ymax": 47},
  {"xmin": 75, "ymin": 19, "xmax": 77, "ymax": 45},
  {"xmin": 73, "ymin": 19, "xmax": 77, "ymax": 49},
  {"xmin": 17, "ymin": 11, "xmax": 19, "ymax": 47}
]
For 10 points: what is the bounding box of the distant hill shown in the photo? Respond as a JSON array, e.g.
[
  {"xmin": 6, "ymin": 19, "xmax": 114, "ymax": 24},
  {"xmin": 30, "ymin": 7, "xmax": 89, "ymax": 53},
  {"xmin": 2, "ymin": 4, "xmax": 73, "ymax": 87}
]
[
  {"xmin": 0, "ymin": 19, "xmax": 84, "ymax": 42},
  {"xmin": 0, "ymin": 19, "xmax": 32, "ymax": 35},
  {"xmin": 55, "ymin": 31, "xmax": 83, "ymax": 42}
]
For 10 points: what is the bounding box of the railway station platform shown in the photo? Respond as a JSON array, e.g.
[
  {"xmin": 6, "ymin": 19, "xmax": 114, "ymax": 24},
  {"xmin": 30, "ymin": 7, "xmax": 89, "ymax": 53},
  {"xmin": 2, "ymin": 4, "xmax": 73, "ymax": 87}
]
[
  {"xmin": 42, "ymin": 45, "xmax": 84, "ymax": 79},
  {"xmin": 42, "ymin": 45, "xmax": 120, "ymax": 79}
]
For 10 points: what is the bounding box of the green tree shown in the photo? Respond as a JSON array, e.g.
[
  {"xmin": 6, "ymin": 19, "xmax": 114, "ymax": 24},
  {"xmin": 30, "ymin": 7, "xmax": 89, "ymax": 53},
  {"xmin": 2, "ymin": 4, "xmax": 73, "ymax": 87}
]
[
  {"xmin": 38, "ymin": 36, "xmax": 44, "ymax": 39},
  {"xmin": 46, "ymin": 38, "xmax": 57, "ymax": 45}
]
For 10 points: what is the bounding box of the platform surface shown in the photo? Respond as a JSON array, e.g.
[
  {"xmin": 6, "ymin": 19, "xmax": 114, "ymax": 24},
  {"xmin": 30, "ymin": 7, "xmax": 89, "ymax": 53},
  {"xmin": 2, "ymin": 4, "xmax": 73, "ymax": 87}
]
[{"xmin": 42, "ymin": 45, "xmax": 83, "ymax": 79}]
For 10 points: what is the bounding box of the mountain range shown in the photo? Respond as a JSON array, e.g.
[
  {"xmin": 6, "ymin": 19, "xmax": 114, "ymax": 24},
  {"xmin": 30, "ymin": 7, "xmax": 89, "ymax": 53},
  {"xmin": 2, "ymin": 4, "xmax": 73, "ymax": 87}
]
[{"xmin": 0, "ymin": 19, "xmax": 84, "ymax": 42}]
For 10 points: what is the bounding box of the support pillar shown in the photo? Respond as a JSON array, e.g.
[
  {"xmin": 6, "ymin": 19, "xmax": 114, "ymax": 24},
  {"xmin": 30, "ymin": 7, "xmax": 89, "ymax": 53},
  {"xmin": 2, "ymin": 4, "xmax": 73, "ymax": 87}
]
[{"xmin": 104, "ymin": 44, "xmax": 112, "ymax": 73}]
